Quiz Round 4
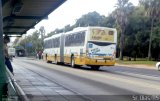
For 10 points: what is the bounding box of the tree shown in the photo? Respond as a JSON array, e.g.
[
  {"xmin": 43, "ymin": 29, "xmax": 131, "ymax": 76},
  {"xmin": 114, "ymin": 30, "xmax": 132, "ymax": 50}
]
[
  {"xmin": 114, "ymin": 0, "xmax": 133, "ymax": 60},
  {"xmin": 16, "ymin": 30, "xmax": 42, "ymax": 56},
  {"xmin": 63, "ymin": 24, "xmax": 74, "ymax": 32},
  {"xmin": 13, "ymin": 37, "xmax": 20, "ymax": 46},
  {"xmin": 124, "ymin": 6, "xmax": 150, "ymax": 59},
  {"xmin": 105, "ymin": 15, "xmax": 116, "ymax": 28},
  {"xmin": 75, "ymin": 11, "xmax": 105, "ymax": 27},
  {"xmin": 140, "ymin": 0, "xmax": 160, "ymax": 60}
]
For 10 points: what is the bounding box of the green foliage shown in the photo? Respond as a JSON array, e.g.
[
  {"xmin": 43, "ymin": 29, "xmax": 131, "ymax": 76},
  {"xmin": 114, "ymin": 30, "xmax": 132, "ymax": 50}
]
[
  {"xmin": 75, "ymin": 11, "xmax": 104, "ymax": 27},
  {"xmin": 17, "ymin": 30, "xmax": 43, "ymax": 56},
  {"xmin": 140, "ymin": 0, "xmax": 160, "ymax": 60},
  {"xmin": 114, "ymin": 0, "xmax": 134, "ymax": 60}
]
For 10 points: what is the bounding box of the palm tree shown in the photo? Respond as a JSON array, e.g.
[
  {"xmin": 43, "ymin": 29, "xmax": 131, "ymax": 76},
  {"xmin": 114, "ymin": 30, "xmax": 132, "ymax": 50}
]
[
  {"xmin": 114, "ymin": 0, "xmax": 133, "ymax": 60},
  {"xmin": 140, "ymin": 0, "xmax": 160, "ymax": 60}
]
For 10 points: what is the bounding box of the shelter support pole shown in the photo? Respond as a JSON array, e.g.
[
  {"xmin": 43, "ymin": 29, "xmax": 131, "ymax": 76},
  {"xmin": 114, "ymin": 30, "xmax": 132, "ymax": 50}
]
[{"xmin": 0, "ymin": 0, "xmax": 8, "ymax": 98}]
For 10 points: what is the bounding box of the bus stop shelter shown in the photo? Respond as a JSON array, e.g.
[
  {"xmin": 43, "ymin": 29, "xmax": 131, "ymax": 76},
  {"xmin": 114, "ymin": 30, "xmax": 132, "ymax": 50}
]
[{"xmin": 0, "ymin": 0, "xmax": 66, "ymax": 99}]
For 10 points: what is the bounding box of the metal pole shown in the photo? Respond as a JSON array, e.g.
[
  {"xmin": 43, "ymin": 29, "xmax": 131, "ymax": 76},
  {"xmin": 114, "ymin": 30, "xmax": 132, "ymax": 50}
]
[
  {"xmin": 148, "ymin": 17, "xmax": 154, "ymax": 61},
  {"xmin": 0, "ymin": 0, "xmax": 8, "ymax": 97}
]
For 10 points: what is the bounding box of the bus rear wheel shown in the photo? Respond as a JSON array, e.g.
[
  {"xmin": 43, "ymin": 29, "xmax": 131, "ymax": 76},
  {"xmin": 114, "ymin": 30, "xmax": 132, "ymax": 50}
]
[
  {"xmin": 158, "ymin": 65, "xmax": 160, "ymax": 71},
  {"xmin": 55, "ymin": 55, "xmax": 58, "ymax": 64},
  {"xmin": 47, "ymin": 60, "xmax": 51, "ymax": 63},
  {"xmin": 91, "ymin": 66, "xmax": 100, "ymax": 70}
]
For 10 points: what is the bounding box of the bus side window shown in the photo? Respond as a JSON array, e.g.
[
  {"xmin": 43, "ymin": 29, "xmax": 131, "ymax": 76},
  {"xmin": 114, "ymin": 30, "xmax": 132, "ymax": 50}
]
[
  {"xmin": 65, "ymin": 31, "xmax": 86, "ymax": 47},
  {"xmin": 47, "ymin": 40, "xmax": 48, "ymax": 48},
  {"xmin": 54, "ymin": 38, "xmax": 56, "ymax": 48},
  {"xmin": 50, "ymin": 39, "xmax": 51, "ymax": 48},
  {"xmin": 44, "ymin": 41, "xmax": 46, "ymax": 49},
  {"xmin": 52, "ymin": 38, "xmax": 54, "ymax": 48}
]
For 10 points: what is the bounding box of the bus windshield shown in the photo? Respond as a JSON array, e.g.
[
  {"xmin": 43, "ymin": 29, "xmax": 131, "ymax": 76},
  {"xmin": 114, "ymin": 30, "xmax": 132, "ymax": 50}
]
[{"xmin": 88, "ymin": 41, "xmax": 116, "ymax": 57}]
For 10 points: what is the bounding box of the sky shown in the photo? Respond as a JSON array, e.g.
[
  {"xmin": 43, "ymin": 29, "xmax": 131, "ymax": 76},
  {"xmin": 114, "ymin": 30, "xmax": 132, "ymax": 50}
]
[{"xmin": 12, "ymin": 0, "xmax": 139, "ymax": 41}]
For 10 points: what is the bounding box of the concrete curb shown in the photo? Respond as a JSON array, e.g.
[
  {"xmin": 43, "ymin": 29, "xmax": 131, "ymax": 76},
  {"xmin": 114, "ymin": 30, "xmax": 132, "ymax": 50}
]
[{"xmin": 115, "ymin": 63, "xmax": 156, "ymax": 70}]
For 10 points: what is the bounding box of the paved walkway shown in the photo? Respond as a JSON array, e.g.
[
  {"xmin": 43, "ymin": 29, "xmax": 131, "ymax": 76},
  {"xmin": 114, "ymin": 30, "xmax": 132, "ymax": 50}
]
[{"xmin": 12, "ymin": 62, "xmax": 85, "ymax": 101}]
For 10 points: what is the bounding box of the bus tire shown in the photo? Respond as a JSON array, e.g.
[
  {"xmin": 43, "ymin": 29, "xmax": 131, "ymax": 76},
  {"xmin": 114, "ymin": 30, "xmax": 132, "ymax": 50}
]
[
  {"xmin": 47, "ymin": 60, "xmax": 51, "ymax": 63},
  {"xmin": 158, "ymin": 65, "xmax": 160, "ymax": 71},
  {"xmin": 71, "ymin": 56, "xmax": 81, "ymax": 68},
  {"xmin": 71, "ymin": 56, "xmax": 75, "ymax": 68},
  {"xmin": 55, "ymin": 55, "xmax": 58, "ymax": 64},
  {"xmin": 91, "ymin": 66, "xmax": 100, "ymax": 70}
]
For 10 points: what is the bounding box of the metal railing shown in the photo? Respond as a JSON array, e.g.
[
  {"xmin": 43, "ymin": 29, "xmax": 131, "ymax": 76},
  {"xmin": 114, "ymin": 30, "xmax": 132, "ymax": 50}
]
[{"xmin": 6, "ymin": 68, "xmax": 29, "ymax": 101}]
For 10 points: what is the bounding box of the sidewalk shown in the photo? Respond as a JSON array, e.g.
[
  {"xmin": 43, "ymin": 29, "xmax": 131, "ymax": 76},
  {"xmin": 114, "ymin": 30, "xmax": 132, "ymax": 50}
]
[
  {"xmin": 115, "ymin": 63, "xmax": 156, "ymax": 70},
  {"xmin": 12, "ymin": 62, "xmax": 83, "ymax": 101}
]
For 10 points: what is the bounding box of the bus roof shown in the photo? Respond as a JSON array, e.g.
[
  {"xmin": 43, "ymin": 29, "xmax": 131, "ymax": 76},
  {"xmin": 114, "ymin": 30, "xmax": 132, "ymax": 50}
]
[
  {"xmin": 44, "ymin": 26, "xmax": 117, "ymax": 41},
  {"xmin": 44, "ymin": 33, "xmax": 62, "ymax": 41},
  {"xmin": 65, "ymin": 26, "xmax": 117, "ymax": 35}
]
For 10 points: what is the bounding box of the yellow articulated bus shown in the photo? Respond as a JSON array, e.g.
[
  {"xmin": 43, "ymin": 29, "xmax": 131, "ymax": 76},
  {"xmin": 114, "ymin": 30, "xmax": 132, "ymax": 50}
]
[{"xmin": 43, "ymin": 26, "xmax": 117, "ymax": 70}]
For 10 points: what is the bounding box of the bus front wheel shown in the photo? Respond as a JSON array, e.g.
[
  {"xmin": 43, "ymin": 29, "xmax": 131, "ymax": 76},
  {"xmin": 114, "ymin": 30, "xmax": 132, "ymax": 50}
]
[
  {"xmin": 71, "ymin": 56, "xmax": 81, "ymax": 68},
  {"xmin": 91, "ymin": 66, "xmax": 100, "ymax": 70},
  {"xmin": 71, "ymin": 56, "xmax": 75, "ymax": 68}
]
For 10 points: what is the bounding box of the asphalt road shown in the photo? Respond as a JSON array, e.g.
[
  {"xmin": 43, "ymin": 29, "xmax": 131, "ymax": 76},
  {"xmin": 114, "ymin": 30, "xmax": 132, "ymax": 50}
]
[{"xmin": 12, "ymin": 57, "xmax": 160, "ymax": 101}]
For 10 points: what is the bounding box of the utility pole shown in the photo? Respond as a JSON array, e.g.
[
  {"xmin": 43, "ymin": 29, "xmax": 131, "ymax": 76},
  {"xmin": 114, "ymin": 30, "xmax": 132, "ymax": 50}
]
[
  {"xmin": 148, "ymin": 29, "xmax": 152, "ymax": 61},
  {"xmin": 148, "ymin": 18, "xmax": 154, "ymax": 61},
  {"xmin": 0, "ymin": 0, "xmax": 8, "ymax": 97}
]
